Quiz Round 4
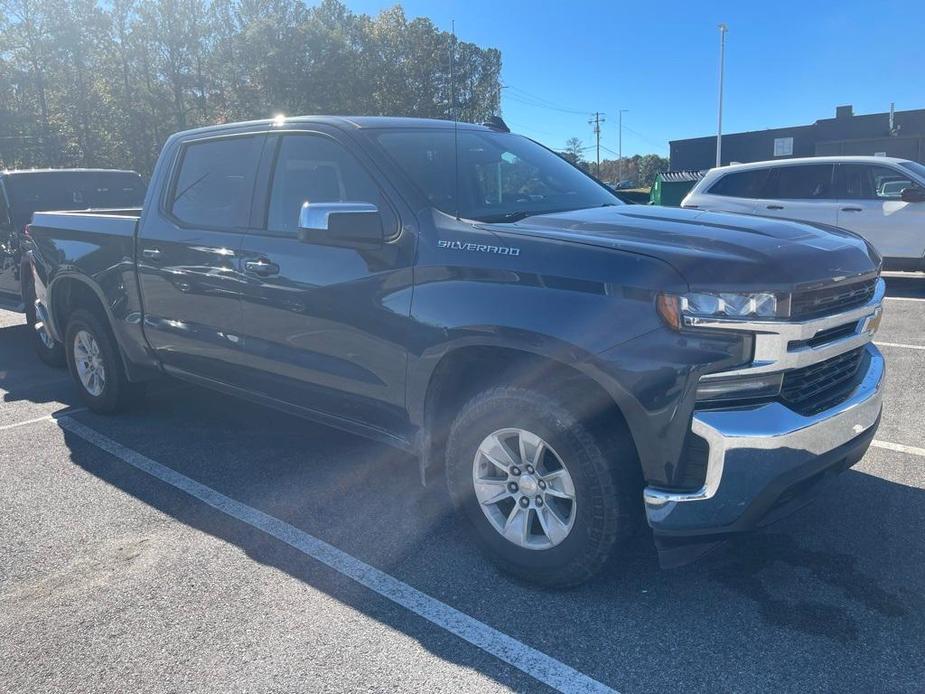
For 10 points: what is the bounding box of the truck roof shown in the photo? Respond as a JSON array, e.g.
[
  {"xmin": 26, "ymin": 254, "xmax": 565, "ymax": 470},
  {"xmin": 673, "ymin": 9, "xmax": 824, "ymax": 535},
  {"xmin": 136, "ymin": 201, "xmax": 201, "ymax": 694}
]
[{"xmin": 171, "ymin": 115, "xmax": 498, "ymax": 141}]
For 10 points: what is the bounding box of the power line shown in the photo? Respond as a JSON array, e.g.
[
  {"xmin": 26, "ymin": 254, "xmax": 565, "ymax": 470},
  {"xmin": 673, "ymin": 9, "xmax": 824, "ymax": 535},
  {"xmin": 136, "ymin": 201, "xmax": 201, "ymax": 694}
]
[
  {"xmin": 503, "ymin": 86, "xmax": 667, "ymax": 156},
  {"xmin": 503, "ymin": 85, "xmax": 591, "ymax": 115},
  {"xmin": 621, "ymin": 124, "xmax": 667, "ymax": 151},
  {"xmin": 503, "ymin": 92, "xmax": 590, "ymax": 116}
]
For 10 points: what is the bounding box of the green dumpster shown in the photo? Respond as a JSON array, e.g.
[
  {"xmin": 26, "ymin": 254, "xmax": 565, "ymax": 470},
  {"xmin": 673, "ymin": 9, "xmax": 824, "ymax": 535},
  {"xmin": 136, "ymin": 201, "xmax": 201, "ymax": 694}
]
[{"xmin": 649, "ymin": 170, "xmax": 706, "ymax": 207}]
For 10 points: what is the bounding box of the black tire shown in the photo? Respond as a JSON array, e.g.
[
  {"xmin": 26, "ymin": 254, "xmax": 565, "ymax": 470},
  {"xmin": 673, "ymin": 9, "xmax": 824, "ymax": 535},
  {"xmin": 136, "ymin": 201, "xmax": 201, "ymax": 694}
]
[
  {"xmin": 445, "ymin": 386, "xmax": 640, "ymax": 588},
  {"xmin": 23, "ymin": 290, "xmax": 65, "ymax": 368},
  {"xmin": 64, "ymin": 308, "xmax": 140, "ymax": 413}
]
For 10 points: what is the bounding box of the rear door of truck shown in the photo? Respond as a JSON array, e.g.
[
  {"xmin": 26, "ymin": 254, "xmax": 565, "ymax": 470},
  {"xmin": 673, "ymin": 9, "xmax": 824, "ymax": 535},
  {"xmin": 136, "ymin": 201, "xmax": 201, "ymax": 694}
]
[{"xmin": 136, "ymin": 130, "xmax": 266, "ymax": 383}]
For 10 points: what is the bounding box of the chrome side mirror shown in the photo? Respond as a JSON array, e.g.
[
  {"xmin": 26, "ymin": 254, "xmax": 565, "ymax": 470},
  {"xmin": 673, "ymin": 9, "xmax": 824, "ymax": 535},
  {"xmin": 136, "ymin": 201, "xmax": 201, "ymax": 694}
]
[{"xmin": 298, "ymin": 201, "xmax": 383, "ymax": 247}]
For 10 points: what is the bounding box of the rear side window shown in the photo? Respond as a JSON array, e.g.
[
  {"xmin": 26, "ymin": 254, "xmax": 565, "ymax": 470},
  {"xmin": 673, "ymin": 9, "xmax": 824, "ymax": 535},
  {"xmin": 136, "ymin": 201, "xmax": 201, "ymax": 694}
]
[
  {"xmin": 170, "ymin": 135, "xmax": 264, "ymax": 229},
  {"xmin": 708, "ymin": 168, "xmax": 771, "ymax": 198},
  {"xmin": 769, "ymin": 164, "xmax": 834, "ymax": 199}
]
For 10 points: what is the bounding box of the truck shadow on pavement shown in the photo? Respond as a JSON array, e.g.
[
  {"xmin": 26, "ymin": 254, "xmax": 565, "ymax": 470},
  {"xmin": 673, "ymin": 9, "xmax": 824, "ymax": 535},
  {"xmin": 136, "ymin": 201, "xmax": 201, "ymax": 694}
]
[
  {"xmin": 50, "ymin": 379, "xmax": 925, "ymax": 690},
  {"xmin": 4, "ymin": 311, "xmax": 922, "ymax": 689},
  {"xmin": 0, "ymin": 322, "xmax": 79, "ymax": 407}
]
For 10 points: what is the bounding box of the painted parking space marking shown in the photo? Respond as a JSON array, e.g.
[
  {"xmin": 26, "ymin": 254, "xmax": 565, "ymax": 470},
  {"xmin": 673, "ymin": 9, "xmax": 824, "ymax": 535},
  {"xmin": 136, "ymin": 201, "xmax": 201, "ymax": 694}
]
[
  {"xmin": 0, "ymin": 408, "xmax": 86, "ymax": 432},
  {"xmin": 872, "ymin": 439, "xmax": 925, "ymax": 459},
  {"xmin": 55, "ymin": 416, "xmax": 616, "ymax": 694},
  {"xmin": 874, "ymin": 341, "xmax": 925, "ymax": 351}
]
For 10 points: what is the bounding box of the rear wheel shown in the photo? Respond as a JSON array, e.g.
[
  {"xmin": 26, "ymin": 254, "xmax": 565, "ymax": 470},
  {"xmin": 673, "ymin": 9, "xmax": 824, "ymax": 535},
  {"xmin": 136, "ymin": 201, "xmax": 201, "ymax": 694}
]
[
  {"xmin": 23, "ymin": 289, "xmax": 65, "ymax": 367},
  {"xmin": 445, "ymin": 386, "xmax": 639, "ymax": 588},
  {"xmin": 65, "ymin": 308, "xmax": 140, "ymax": 413}
]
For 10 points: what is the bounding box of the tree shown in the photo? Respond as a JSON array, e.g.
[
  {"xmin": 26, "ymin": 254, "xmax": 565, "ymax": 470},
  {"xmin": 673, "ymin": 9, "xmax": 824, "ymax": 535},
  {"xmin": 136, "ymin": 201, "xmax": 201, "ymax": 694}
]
[
  {"xmin": 0, "ymin": 0, "xmax": 504, "ymax": 173},
  {"xmin": 561, "ymin": 137, "xmax": 584, "ymax": 164},
  {"xmin": 637, "ymin": 154, "xmax": 669, "ymax": 188}
]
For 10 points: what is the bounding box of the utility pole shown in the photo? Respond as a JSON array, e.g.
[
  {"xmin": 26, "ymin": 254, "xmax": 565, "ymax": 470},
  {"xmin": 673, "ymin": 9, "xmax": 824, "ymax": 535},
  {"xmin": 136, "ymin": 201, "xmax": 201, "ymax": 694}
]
[
  {"xmin": 716, "ymin": 23, "xmax": 728, "ymax": 167},
  {"xmin": 589, "ymin": 112, "xmax": 605, "ymax": 177},
  {"xmin": 618, "ymin": 109, "xmax": 629, "ymax": 183}
]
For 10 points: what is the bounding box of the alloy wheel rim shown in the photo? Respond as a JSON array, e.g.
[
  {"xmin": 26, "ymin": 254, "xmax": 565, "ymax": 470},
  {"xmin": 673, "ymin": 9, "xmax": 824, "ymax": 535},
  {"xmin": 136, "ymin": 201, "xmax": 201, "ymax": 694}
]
[
  {"xmin": 472, "ymin": 428, "xmax": 577, "ymax": 550},
  {"xmin": 36, "ymin": 322, "xmax": 55, "ymax": 350},
  {"xmin": 73, "ymin": 329, "xmax": 106, "ymax": 397}
]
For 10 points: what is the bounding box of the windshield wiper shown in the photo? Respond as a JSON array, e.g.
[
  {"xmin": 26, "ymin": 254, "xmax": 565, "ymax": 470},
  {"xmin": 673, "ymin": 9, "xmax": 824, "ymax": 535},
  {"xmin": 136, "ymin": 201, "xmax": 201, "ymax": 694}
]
[
  {"xmin": 477, "ymin": 210, "xmax": 539, "ymax": 223},
  {"xmin": 477, "ymin": 203, "xmax": 621, "ymax": 224}
]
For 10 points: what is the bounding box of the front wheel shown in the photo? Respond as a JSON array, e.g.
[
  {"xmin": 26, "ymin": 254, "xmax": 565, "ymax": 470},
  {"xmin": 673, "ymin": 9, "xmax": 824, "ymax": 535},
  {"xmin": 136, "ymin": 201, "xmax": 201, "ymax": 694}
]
[
  {"xmin": 65, "ymin": 308, "xmax": 140, "ymax": 413},
  {"xmin": 445, "ymin": 386, "xmax": 640, "ymax": 588}
]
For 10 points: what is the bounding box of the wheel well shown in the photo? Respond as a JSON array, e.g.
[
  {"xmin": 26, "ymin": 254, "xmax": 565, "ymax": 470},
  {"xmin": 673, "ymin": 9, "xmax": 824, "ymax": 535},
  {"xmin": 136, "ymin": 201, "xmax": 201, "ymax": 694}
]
[
  {"xmin": 422, "ymin": 346, "xmax": 636, "ymax": 481},
  {"xmin": 19, "ymin": 259, "xmax": 36, "ymax": 317},
  {"xmin": 51, "ymin": 278, "xmax": 109, "ymax": 335}
]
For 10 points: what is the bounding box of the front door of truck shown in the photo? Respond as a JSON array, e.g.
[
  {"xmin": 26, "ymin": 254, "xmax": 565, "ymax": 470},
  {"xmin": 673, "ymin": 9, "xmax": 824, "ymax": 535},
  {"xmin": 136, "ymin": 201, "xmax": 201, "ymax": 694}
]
[
  {"xmin": 236, "ymin": 129, "xmax": 414, "ymax": 434},
  {"xmin": 136, "ymin": 131, "xmax": 265, "ymax": 383}
]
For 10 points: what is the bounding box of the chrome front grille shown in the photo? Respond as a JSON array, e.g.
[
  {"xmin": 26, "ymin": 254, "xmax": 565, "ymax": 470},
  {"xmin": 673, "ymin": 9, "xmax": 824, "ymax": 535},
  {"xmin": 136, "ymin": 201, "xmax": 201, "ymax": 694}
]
[{"xmin": 790, "ymin": 278, "xmax": 878, "ymax": 320}]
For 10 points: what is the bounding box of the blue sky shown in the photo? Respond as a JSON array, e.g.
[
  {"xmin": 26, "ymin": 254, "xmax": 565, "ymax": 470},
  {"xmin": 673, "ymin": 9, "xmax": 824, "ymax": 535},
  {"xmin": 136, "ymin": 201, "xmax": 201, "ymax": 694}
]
[{"xmin": 345, "ymin": 0, "xmax": 925, "ymax": 158}]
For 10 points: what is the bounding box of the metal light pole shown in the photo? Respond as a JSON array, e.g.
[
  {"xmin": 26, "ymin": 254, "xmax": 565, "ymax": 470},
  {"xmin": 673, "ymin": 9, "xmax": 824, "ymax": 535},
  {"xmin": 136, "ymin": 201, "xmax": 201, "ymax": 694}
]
[
  {"xmin": 618, "ymin": 109, "xmax": 628, "ymax": 183},
  {"xmin": 715, "ymin": 23, "xmax": 728, "ymax": 168}
]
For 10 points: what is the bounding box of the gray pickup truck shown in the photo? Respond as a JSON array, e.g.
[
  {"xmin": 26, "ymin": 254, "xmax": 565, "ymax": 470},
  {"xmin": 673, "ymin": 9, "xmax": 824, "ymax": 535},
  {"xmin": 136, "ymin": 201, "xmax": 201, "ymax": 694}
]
[
  {"xmin": 0, "ymin": 168, "xmax": 145, "ymax": 362},
  {"xmin": 25, "ymin": 116, "xmax": 885, "ymax": 586}
]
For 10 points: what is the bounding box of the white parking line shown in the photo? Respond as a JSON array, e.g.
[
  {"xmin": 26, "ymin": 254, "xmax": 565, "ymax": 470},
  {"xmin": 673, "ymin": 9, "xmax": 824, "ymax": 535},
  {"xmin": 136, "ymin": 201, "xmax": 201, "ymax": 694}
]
[
  {"xmin": 874, "ymin": 341, "xmax": 925, "ymax": 351},
  {"xmin": 0, "ymin": 408, "xmax": 86, "ymax": 432},
  {"xmin": 872, "ymin": 439, "xmax": 925, "ymax": 458},
  {"xmin": 55, "ymin": 416, "xmax": 616, "ymax": 694},
  {"xmin": 883, "ymin": 296, "xmax": 925, "ymax": 302}
]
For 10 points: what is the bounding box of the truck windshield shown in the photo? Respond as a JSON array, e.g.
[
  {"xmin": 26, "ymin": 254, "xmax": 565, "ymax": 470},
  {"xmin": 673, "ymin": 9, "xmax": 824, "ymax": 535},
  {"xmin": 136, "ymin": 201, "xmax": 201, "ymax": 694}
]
[
  {"xmin": 372, "ymin": 129, "xmax": 621, "ymax": 222},
  {"xmin": 4, "ymin": 171, "xmax": 146, "ymax": 228}
]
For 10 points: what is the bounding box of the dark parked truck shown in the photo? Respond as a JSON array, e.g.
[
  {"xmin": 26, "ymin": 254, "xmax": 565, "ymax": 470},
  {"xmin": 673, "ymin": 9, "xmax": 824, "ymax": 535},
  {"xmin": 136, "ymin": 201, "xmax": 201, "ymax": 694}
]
[
  {"xmin": 0, "ymin": 169, "xmax": 145, "ymax": 362},
  {"xmin": 25, "ymin": 117, "xmax": 885, "ymax": 586}
]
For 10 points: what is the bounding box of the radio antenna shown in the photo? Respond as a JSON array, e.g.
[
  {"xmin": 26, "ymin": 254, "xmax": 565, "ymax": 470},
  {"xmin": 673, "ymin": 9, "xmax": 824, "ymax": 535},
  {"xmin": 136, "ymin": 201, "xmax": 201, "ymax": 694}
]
[{"xmin": 450, "ymin": 20, "xmax": 460, "ymax": 220}]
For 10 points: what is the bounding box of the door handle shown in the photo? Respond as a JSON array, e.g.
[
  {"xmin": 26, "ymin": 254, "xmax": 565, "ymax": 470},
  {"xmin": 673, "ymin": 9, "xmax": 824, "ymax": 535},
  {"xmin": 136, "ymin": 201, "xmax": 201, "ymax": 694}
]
[
  {"xmin": 244, "ymin": 258, "xmax": 280, "ymax": 277},
  {"xmin": 766, "ymin": 204, "xmax": 784, "ymax": 210},
  {"xmin": 141, "ymin": 247, "xmax": 162, "ymax": 260},
  {"xmin": 841, "ymin": 207, "xmax": 863, "ymax": 212}
]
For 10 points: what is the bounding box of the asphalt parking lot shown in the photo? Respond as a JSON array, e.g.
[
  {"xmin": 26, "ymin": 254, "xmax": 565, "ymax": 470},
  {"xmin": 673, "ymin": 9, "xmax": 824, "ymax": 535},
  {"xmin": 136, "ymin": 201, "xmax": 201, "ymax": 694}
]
[{"xmin": 1, "ymin": 274, "xmax": 924, "ymax": 693}]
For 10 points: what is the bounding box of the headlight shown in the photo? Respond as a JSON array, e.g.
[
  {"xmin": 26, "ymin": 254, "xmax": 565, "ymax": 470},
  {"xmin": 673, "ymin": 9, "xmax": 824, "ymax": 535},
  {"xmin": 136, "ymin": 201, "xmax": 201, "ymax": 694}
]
[{"xmin": 657, "ymin": 291, "xmax": 788, "ymax": 329}]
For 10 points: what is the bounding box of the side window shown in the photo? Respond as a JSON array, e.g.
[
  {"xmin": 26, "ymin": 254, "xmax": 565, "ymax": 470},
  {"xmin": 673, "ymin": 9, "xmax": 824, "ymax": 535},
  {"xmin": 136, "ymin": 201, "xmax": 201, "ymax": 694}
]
[
  {"xmin": 837, "ymin": 164, "xmax": 914, "ymax": 200},
  {"xmin": 170, "ymin": 135, "xmax": 264, "ymax": 229},
  {"xmin": 771, "ymin": 165, "xmax": 834, "ymax": 200},
  {"xmin": 266, "ymin": 134, "xmax": 393, "ymax": 236},
  {"xmin": 708, "ymin": 168, "xmax": 771, "ymax": 198}
]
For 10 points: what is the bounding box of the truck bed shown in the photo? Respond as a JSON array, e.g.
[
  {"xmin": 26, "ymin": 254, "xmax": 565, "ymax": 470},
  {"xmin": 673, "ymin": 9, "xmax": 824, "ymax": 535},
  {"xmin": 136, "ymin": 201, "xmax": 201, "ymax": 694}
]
[{"xmin": 31, "ymin": 208, "xmax": 141, "ymax": 234}]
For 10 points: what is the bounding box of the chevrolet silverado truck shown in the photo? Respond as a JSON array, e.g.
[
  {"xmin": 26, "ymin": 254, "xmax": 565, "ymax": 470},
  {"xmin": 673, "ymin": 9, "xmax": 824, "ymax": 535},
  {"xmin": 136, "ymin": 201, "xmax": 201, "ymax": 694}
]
[
  {"xmin": 0, "ymin": 168, "xmax": 145, "ymax": 364},
  {"xmin": 25, "ymin": 117, "xmax": 885, "ymax": 586}
]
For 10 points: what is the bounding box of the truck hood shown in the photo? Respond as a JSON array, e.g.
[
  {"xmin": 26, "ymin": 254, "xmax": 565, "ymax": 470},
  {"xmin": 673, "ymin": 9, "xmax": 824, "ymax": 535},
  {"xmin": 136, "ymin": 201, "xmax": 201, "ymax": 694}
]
[{"xmin": 492, "ymin": 205, "xmax": 880, "ymax": 291}]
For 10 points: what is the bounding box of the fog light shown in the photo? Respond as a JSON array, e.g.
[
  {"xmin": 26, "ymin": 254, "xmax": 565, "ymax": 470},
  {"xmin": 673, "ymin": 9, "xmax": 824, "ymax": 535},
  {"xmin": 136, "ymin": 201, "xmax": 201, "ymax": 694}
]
[{"xmin": 696, "ymin": 372, "xmax": 783, "ymax": 403}]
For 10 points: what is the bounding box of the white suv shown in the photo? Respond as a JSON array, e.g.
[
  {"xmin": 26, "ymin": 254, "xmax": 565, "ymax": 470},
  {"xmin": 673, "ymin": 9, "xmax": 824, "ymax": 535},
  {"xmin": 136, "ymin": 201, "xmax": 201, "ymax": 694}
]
[{"xmin": 682, "ymin": 156, "xmax": 925, "ymax": 271}]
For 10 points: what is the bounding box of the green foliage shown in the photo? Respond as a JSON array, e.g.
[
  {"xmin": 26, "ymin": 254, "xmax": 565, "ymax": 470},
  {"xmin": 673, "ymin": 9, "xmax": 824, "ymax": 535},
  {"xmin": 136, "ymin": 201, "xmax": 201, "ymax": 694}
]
[
  {"xmin": 0, "ymin": 0, "xmax": 502, "ymax": 174},
  {"xmin": 577, "ymin": 150, "xmax": 668, "ymax": 188}
]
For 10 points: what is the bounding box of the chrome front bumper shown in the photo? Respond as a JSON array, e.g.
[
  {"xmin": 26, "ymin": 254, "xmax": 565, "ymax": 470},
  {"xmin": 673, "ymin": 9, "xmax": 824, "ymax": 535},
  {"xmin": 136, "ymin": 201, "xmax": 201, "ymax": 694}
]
[{"xmin": 644, "ymin": 283, "xmax": 885, "ymax": 535}]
